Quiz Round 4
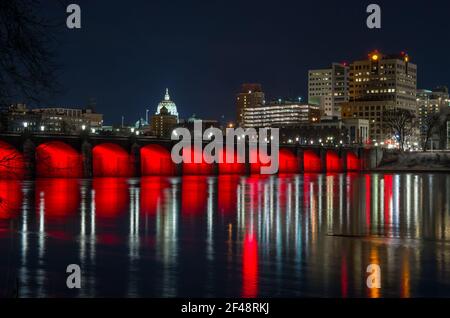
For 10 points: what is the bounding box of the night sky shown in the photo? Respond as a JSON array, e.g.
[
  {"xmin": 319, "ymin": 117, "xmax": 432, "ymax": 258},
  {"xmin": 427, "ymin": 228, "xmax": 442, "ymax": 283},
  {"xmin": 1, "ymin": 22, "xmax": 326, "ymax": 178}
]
[{"xmin": 40, "ymin": 0, "xmax": 450, "ymax": 125}]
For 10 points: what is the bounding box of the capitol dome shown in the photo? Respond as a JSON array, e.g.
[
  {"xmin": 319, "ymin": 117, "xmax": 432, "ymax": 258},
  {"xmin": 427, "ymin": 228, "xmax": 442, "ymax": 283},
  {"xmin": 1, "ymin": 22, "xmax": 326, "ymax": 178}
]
[{"xmin": 156, "ymin": 88, "xmax": 178, "ymax": 119}]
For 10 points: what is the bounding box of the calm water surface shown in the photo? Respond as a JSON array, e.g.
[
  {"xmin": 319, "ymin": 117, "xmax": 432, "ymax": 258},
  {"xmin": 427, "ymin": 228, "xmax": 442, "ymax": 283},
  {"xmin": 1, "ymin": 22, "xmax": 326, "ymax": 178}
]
[{"xmin": 1, "ymin": 173, "xmax": 450, "ymax": 297}]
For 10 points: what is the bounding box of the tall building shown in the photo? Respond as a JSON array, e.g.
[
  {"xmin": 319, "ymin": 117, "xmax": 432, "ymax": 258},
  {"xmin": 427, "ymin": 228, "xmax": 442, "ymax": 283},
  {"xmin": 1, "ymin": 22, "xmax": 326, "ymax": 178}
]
[
  {"xmin": 242, "ymin": 99, "xmax": 320, "ymax": 128},
  {"xmin": 156, "ymin": 88, "xmax": 179, "ymax": 120},
  {"xmin": 308, "ymin": 63, "xmax": 349, "ymax": 118},
  {"xmin": 150, "ymin": 105, "xmax": 177, "ymax": 138},
  {"xmin": 236, "ymin": 83, "xmax": 265, "ymax": 127},
  {"xmin": 342, "ymin": 51, "xmax": 417, "ymax": 143},
  {"xmin": 417, "ymin": 86, "xmax": 450, "ymax": 134}
]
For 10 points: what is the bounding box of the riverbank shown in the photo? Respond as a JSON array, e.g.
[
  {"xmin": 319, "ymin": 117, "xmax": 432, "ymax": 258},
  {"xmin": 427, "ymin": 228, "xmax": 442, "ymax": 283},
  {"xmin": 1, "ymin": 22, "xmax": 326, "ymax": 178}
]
[{"xmin": 375, "ymin": 151, "xmax": 450, "ymax": 172}]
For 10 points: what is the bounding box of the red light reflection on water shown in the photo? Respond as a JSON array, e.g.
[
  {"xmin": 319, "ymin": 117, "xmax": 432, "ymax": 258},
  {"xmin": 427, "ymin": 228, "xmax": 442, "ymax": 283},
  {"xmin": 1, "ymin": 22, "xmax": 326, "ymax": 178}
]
[
  {"xmin": 140, "ymin": 176, "xmax": 171, "ymax": 215},
  {"xmin": 93, "ymin": 178, "xmax": 129, "ymax": 218},
  {"xmin": 0, "ymin": 180, "xmax": 22, "ymax": 219},
  {"xmin": 242, "ymin": 233, "xmax": 258, "ymax": 298},
  {"xmin": 181, "ymin": 176, "xmax": 208, "ymax": 215}
]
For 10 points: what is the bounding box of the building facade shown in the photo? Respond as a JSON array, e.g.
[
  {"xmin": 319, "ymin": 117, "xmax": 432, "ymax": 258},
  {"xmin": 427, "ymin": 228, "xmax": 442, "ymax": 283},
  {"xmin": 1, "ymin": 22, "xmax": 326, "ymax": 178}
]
[
  {"xmin": 308, "ymin": 63, "xmax": 349, "ymax": 118},
  {"xmin": 417, "ymin": 87, "xmax": 450, "ymax": 134},
  {"xmin": 342, "ymin": 51, "xmax": 417, "ymax": 143},
  {"xmin": 242, "ymin": 99, "xmax": 320, "ymax": 128},
  {"xmin": 236, "ymin": 83, "xmax": 265, "ymax": 127},
  {"xmin": 0, "ymin": 103, "xmax": 103, "ymax": 133},
  {"xmin": 150, "ymin": 105, "xmax": 177, "ymax": 138}
]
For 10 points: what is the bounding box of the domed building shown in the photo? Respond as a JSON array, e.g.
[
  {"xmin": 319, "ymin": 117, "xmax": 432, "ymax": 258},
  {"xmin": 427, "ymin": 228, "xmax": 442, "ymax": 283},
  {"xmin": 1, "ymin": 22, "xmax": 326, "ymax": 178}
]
[{"xmin": 156, "ymin": 88, "xmax": 179, "ymax": 120}]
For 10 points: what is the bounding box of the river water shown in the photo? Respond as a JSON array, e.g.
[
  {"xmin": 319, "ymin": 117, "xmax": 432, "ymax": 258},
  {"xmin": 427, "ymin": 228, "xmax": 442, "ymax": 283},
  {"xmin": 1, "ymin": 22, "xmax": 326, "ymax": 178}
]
[{"xmin": 1, "ymin": 173, "xmax": 450, "ymax": 297}]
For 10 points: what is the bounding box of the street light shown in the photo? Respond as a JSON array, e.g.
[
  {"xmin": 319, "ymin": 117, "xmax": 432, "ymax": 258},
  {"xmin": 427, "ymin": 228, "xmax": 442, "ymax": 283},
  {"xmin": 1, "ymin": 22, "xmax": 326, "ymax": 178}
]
[
  {"xmin": 23, "ymin": 122, "xmax": 28, "ymax": 128},
  {"xmin": 81, "ymin": 124, "xmax": 86, "ymax": 131},
  {"xmin": 40, "ymin": 125, "xmax": 45, "ymax": 131}
]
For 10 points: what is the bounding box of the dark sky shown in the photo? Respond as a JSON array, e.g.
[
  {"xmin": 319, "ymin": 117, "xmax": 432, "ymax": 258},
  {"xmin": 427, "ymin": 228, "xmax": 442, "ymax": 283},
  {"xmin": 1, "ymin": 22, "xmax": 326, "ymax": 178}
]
[{"xmin": 41, "ymin": 0, "xmax": 450, "ymax": 125}]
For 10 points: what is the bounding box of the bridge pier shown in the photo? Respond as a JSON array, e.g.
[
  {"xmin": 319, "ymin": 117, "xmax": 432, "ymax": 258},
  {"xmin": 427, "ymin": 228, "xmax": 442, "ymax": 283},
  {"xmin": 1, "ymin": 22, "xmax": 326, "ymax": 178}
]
[
  {"xmin": 22, "ymin": 138, "xmax": 35, "ymax": 179},
  {"xmin": 295, "ymin": 148, "xmax": 304, "ymax": 173},
  {"xmin": 81, "ymin": 140, "xmax": 93, "ymax": 178},
  {"xmin": 131, "ymin": 142, "xmax": 141, "ymax": 177}
]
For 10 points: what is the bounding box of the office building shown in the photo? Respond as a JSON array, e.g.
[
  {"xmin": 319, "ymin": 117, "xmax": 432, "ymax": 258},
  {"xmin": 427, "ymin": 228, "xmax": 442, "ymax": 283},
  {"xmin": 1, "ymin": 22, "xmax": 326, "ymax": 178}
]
[
  {"xmin": 308, "ymin": 63, "xmax": 349, "ymax": 118},
  {"xmin": 236, "ymin": 83, "xmax": 265, "ymax": 127},
  {"xmin": 242, "ymin": 99, "xmax": 320, "ymax": 128},
  {"xmin": 342, "ymin": 51, "xmax": 417, "ymax": 143}
]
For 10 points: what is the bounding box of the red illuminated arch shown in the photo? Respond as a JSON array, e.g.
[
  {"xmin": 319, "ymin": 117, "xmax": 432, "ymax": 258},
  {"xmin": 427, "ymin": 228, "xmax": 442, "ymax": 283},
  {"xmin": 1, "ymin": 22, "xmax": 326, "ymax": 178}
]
[
  {"xmin": 93, "ymin": 143, "xmax": 133, "ymax": 177},
  {"xmin": 182, "ymin": 146, "xmax": 214, "ymax": 175},
  {"xmin": 36, "ymin": 141, "xmax": 82, "ymax": 178},
  {"xmin": 346, "ymin": 152, "xmax": 361, "ymax": 171},
  {"xmin": 303, "ymin": 150, "xmax": 322, "ymax": 173},
  {"xmin": 279, "ymin": 149, "xmax": 299, "ymax": 173},
  {"xmin": 141, "ymin": 144, "xmax": 176, "ymax": 176},
  {"xmin": 0, "ymin": 141, "xmax": 25, "ymax": 179},
  {"xmin": 217, "ymin": 148, "xmax": 246, "ymax": 175},
  {"xmin": 326, "ymin": 150, "xmax": 342, "ymax": 172}
]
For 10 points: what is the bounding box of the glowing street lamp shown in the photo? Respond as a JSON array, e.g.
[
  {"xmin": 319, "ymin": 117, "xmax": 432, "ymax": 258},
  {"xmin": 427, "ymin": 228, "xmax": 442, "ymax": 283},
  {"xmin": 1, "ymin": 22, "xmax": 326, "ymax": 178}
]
[
  {"xmin": 40, "ymin": 125, "xmax": 45, "ymax": 131},
  {"xmin": 81, "ymin": 124, "xmax": 86, "ymax": 131}
]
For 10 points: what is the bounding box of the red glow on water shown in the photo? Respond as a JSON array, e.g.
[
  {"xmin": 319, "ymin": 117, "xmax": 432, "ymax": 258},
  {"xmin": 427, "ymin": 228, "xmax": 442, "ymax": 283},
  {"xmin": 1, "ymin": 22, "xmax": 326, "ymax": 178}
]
[
  {"xmin": 242, "ymin": 233, "xmax": 258, "ymax": 298},
  {"xmin": 303, "ymin": 150, "xmax": 322, "ymax": 172},
  {"xmin": 217, "ymin": 148, "xmax": 246, "ymax": 175},
  {"xmin": 35, "ymin": 179, "xmax": 80, "ymax": 218},
  {"xmin": 218, "ymin": 175, "xmax": 240, "ymax": 215},
  {"xmin": 141, "ymin": 144, "xmax": 176, "ymax": 176},
  {"xmin": 384, "ymin": 174, "xmax": 393, "ymax": 225},
  {"xmin": 182, "ymin": 146, "xmax": 214, "ymax": 175},
  {"xmin": 279, "ymin": 149, "xmax": 299, "ymax": 173},
  {"xmin": 140, "ymin": 176, "xmax": 171, "ymax": 215},
  {"xmin": 0, "ymin": 141, "xmax": 25, "ymax": 179},
  {"xmin": 0, "ymin": 180, "xmax": 22, "ymax": 219},
  {"xmin": 93, "ymin": 143, "xmax": 134, "ymax": 177},
  {"xmin": 93, "ymin": 178, "xmax": 129, "ymax": 218},
  {"xmin": 181, "ymin": 175, "xmax": 208, "ymax": 215},
  {"xmin": 341, "ymin": 256, "xmax": 348, "ymax": 298},
  {"xmin": 326, "ymin": 150, "xmax": 342, "ymax": 172},
  {"xmin": 249, "ymin": 148, "xmax": 271, "ymax": 174},
  {"xmin": 365, "ymin": 174, "xmax": 371, "ymax": 227}
]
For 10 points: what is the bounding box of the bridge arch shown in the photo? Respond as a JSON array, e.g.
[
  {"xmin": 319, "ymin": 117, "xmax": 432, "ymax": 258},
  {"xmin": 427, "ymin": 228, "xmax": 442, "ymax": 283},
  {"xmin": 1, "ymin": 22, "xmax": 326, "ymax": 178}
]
[
  {"xmin": 279, "ymin": 148, "xmax": 299, "ymax": 173},
  {"xmin": 303, "ymin": 149, "xmax": 322, "ymax": 173},
  {"xmin": 36, "ymin": 141, "xmax": 82, "ymax": 178},
  {"xmin": 141, "ymin": 144, "xmax": 176, "ymax": 176},
  {"xmin": 346, "ymin": 151, "xmax": 361, "ymax": 171},
  {"xmin": 326, "ymin": 150, "xmax": 342, "ymax": 172},
  {"xmin": 93, "ymin": 143, "xmax": 133, "ymax": 177},
  {"xmin": 182, "ymin": 146, "xmax": 214, "ymax": 175},
  {"xmin": 0, "ymin": 140, "xmax": 25, "ymax": 179},
  {"xmin": 217, "ymin": 148, "xmax": 246, "ymax": 175}
]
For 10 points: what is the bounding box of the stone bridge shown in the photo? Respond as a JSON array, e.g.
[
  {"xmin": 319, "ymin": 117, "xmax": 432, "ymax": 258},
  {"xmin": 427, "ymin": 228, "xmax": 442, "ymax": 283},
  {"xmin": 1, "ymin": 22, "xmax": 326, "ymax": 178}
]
[{"xmin": 0, "ymin": 132, "xmax": 382, "ymax": 179}]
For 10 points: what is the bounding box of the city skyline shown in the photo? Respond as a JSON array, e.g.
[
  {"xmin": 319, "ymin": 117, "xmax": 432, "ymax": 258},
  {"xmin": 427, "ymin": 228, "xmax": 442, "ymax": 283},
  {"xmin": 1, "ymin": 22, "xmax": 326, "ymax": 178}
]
[{"xmin": 35, "ymin": 0, "xmax": 450, "ymax": 124}]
